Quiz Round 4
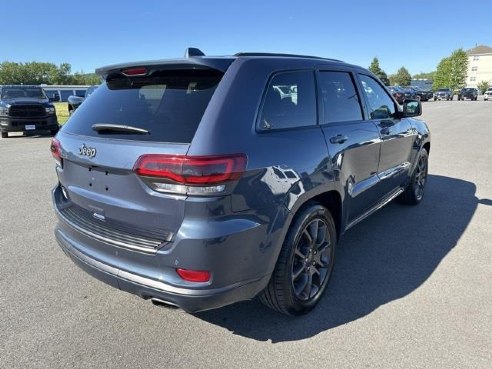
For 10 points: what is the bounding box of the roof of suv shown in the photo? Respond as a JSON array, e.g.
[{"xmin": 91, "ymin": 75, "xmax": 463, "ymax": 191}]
[{"xmin": 96, "ymin": 49, "xmax": 349, "ymax": 79}]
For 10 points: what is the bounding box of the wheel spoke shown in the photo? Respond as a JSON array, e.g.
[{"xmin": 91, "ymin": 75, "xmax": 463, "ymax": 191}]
[
  {"xmin": 294, "ymin": 274, "xmax": 309, "ymax": 297},
  {"xmin": 302, "ymin": 229, "xmax": 313, "ymax": 248},
  {"xmin": 309, "ymin": 221, "xmax": 319, "ymax": 246},
  {"xmin": 295, "ymin": 247, "xmax": 307, "ymax": 260},
  {"xmin": 293, "ymin": 264, "xmax": 305, "ymax": 280},
  {"xmin": 316, "ymin": 239, "xmax": 330, "ymax": 254},
  {"xmin": 315, "ymin": 223, "xmax": 327, "ymax": 246},
  {"xmin": 304, "ymin": 273, "xmax": 313, "ymax": 299}
]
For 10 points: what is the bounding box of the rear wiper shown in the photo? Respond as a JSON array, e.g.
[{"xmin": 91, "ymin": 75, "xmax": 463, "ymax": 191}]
[{"xmin": 91, "ymin": 123, "xmax": 149, "ymax": 134}]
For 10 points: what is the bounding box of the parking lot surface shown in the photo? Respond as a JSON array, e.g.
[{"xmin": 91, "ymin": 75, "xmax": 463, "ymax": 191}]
[{"xmin": 1, "ymin": 100, "xmax": 491, "ymax": 369}]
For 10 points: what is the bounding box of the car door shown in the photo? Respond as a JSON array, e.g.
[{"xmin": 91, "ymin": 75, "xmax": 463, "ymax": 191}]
[
  {"xmin": 317, "ymin": 69, "xmax": 382, "ymax": 224},
  {"xmin": 358, "ymin": 74, "xmax": 415, "ymax": 198}
]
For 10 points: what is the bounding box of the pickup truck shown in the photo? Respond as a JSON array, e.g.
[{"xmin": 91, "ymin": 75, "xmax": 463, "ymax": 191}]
[{"xmin": 0, "ymin": 85, "xmax": 59, "ymax": 138}]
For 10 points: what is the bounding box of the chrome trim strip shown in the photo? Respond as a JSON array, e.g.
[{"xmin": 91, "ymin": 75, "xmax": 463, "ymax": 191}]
[
  {"xmin": 378, "ymin": 162, "xmax": 411, "ymax": 181},
  {"xmin": 346, "ymin": 188, "xmax": 404, "ymax": 231},
  {"xmin": 55, "ymin": 205, "xmax": 169, "ymax": 254}
]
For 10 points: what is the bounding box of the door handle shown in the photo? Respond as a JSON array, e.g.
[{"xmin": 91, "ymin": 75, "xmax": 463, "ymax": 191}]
[{"xmin": 329, "ymin": 134, "xmax": 348, "ymax": 144}]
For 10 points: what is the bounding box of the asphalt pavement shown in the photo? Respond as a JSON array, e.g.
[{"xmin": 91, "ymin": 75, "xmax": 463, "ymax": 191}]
[{"xmin": 1, "ymin": 100, "xmax": 491, "ymax": 369}]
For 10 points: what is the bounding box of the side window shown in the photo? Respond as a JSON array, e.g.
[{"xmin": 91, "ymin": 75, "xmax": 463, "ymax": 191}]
[
  {"xmin": 318, "ymin": 71, "xmax": 363, "ymax": 124},
  {"xmin": 359, "ymin": 74, "xmax": 396, "ymax": 120},
  {"xmin": 259, "ymin": 70, "xmax": 316, "ymax": 130}
]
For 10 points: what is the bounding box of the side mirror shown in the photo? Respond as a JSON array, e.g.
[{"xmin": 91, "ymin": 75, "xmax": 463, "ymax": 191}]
[{"xmin": 402, "ymin": 99, "xmax": 421, "ymax": 117}]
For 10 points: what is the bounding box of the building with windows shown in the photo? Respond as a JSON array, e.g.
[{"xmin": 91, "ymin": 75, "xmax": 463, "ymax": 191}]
[{"xmin": 466, "ymin": 45, "xmax": 492, "ymax": 89}]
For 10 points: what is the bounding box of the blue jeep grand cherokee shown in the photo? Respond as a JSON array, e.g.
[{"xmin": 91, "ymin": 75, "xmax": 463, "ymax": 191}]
[{"xmin": 51, "ymin": 49, "xmax": 430, "ymax": 315}]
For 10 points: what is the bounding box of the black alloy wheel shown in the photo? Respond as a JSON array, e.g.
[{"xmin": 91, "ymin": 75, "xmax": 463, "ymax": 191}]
[
  {"xmin": 413, "ymin": 150, "xmax": 428, "ymax": 202},
  {"xmin": 291, "ymin": 218, "xmax": 332, "ymax": 301},
  {"xmin": 260, "ymin": 202, "xmax": 336, "ymax": 315},
  {"xmin": 398, "ymin": 148, "xmax": 429, "ymax": 205}
]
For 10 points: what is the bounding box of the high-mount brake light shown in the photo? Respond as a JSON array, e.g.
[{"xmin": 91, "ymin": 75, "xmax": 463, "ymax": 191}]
[
  {"xmin": 133, "ymin": 154, "xmax": 247, "ymax": 195},
  {"xmin": 50, "ymin": 138, "xmax": 62, "ymax": 164},
  {"xmin": 121, "ymin": 67, "xmax": 147, "ymax": 76}
]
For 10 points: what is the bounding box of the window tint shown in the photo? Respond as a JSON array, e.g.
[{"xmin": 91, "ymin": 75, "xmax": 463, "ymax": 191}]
[
  {"xmin": 1, "ymin": 87, "xmax": 46, "ymax": 99},
  {"xmin": 62, "ymin": 69, "xmax": 222, "ymax": 143},
  {"xmin": 75, "ymin": 90, "xmax": 86, "ymax": 97},
  {"xmin": 259, "ymin": 71, "xmax": 316, "ymax": 130},
  {"xmin": 359, "ymin": 75, "xmax": 396, "ymax": 120},
  {"xmin": 318, "ymin": 71, "xmax": 363, "ymax": 124}
]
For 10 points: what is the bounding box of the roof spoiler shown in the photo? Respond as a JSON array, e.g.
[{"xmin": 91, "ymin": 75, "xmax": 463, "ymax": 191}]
[{"xmin": 184, "ymin": 47, "xmax": 205, "ymax": 58}]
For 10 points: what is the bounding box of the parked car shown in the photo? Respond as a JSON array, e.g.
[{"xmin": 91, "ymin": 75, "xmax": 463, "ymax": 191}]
[
  {"xmin": 387, "ymin": 85, "xmax": 405, "ymax": 104},
  {"xmin": 51, "ymin": 48, "xmax": 430, "ymax": 316},
  {"xmin": 401, "ymin": 86, "xmax": 419, "ymax": 100},
  {"xmin": 434, "ymin": 88, "xmax": 453, "ymax": 101},
  {"xmin": 457, "ymin": 88, "xmax": 478, "ymax": 101},
  {"xmin": 410, "ymin": 86, "xmax": 433, "ymax": 101},
  {"xmin": 0, "ymin": 85, "xmax": 59, "ymax": 138},
  {"xmin": 484, "ymin": 88, "xmax": 492, "ymax": 101},
  {"xmin": 67, "ymin": 85, "xmax": 99, "ymax": 114}
]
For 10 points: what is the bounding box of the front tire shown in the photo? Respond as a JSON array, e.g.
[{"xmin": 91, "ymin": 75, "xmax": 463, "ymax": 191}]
[
  {"xmin": 1, "ymin": 131, "xmax": 7, "ymax": 138},
  {"xmin": 260, "ymin": 202, "xmax": 336, "ymax": 315},
  {"xmin": 398, "ymin": 148, "xmax": 429, "ymax": 205}
]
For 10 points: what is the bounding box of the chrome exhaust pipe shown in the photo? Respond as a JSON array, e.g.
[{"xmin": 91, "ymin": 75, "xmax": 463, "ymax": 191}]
[{"xmin": 150, "ymin": 297, "xmax": 179, "ymax": 309}]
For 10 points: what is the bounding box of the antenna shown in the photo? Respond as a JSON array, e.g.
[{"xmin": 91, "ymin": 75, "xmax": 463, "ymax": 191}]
[{"xmin": 184, "ymin": 48, "xmax": 205, "ymax": 58}]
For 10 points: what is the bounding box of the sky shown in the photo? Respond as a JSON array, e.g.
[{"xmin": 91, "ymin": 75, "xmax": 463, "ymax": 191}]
[{"xmin": 2, "ymin": 0, "xmax": 491, "ymax": 76}]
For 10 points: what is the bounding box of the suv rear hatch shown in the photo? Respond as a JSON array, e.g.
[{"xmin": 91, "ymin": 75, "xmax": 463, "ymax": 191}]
[{"xmin": 53, "ymin": 62, "xmax": 232, "ymax": 253}]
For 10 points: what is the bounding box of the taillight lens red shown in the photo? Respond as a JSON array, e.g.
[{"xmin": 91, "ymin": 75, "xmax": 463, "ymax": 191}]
[
  {"xmin": 50, "ymin": 138, "xmax": 61, "ymax": 163},
  {"xmin": 176, "ymin": 268, "xmax": 211, "ymax": 283},
  {"xmin": 133, "ymin": 154, "xmax": 247, "ymax": 185}
]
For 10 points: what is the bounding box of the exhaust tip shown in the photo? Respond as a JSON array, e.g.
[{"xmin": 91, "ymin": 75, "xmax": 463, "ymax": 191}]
[{"xmin": 150, "ymin": 297, "xmax": 180, "ymax": 309}]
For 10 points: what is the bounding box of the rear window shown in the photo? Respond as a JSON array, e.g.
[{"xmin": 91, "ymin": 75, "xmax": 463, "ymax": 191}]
[{"xmin": 62, "ymin": 69, "xmax": 223, "ymax": 143}]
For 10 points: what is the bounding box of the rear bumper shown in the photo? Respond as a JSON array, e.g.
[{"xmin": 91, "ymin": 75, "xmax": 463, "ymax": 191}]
[
  {"xmin": 52, "ymin": 186, "xmax": 275, "ymax": 313},
  {"xmin": 55, "ymin": 228, "xmax": 270, "ymax": 312},
  {"xmin": 0, "ymin": 115, "xmax": 58, "ymax": 133}
]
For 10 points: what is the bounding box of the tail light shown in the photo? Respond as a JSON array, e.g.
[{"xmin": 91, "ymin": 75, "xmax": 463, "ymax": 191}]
[
  {"xmin": 176, "ymin": 268, "xmax": 211, "ymax": 283},
  {"xmin": 133, "ymin": 154, "xmax": 247, "ymax": 195},
  {"xmin": 50, "ymin": 138, "xmax": 62, "ymax": 164},
  {"xmin": 121, "ymin": 67, "xmax": 147, "ymax": 76}
]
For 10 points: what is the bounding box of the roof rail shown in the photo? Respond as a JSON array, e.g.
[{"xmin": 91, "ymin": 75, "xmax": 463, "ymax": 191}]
[
  {"xmin": 185, "ymin": 47, "xmax": 205, "ymax": 58},
  {"xmin": 234, "ymin": 52, "xmax": 341, "ymax": 62}
]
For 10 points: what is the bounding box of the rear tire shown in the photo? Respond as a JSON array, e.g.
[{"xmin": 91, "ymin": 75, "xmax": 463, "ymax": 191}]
[
  {"xmin": 260, "ymin": 202, "xmax": 336, "ymax": 315},
  {"xmin": 1, "ymin": 131, "xmax": 7, "ymax": 138},
  {"xmin": 398, "ymin": 148, "xmax": 429, "ymax": 205}
]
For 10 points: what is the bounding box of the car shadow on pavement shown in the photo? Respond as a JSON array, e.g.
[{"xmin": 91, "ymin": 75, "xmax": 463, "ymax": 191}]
[{"xmin": 195, "ymin": 174, "xmax": 478, "ymax": 342}]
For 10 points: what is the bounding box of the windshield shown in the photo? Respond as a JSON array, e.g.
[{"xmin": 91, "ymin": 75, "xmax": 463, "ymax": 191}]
[{"xmin": 1, "ymin": 87, "xmax": 47, "ymax": 99}]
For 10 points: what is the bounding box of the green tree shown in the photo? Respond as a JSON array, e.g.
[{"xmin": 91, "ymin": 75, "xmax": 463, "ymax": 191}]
[
  {"xmin": 433, "ymin": 48, "xmax": 468, "ymax": 90},
  {"xmin": 368, "ymin": 57, "xmax": 389, "ymax": 85},
  {"xmin": 390, "ymin": 66, "xmax": 411, "ymax": 86},
  {"xmin": 477, "ymin": 80, "xmax": 490, "ymax": 94},
  {"xmin": 0, "ymin": 61, "xmax": 100, "ymax": 85},
  {"xmin": 413, "ymin": 71, "xmax": 435, "ymax": 80},
  {"xmin": 0, "ymin": 62, "xmax": 21, "ymax": 84}
]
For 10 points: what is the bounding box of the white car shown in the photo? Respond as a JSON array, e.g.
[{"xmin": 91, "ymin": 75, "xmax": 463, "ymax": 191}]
[{"xmin": 484, "ymin": 88, "xmax": 492, "ymax": 101}]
